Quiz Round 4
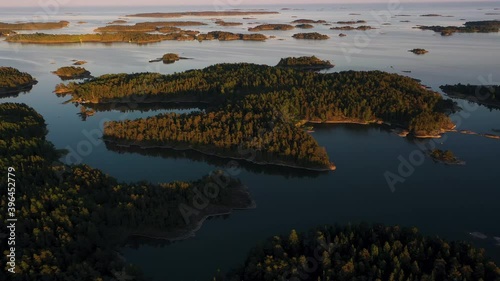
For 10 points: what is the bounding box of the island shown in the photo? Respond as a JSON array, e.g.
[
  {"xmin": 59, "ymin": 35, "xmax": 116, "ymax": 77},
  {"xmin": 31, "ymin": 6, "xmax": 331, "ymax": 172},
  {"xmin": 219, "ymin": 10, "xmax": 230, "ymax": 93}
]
[
  {"xmin": 292, "ymin": 32, "xmax": 330, "ymax": 40},
  {"xmin": 95, "ymin": 21, "xmax": 206, "ymax": 33},
  {"xmin": 6, "ymin": 30, "xmax": 266, "ymax": 44},
  {"xmin": 149, "ymin": 53, "xmax": 186, "ymax": 64},
  {"xmin": 291, "ymin": 19, "xmax": 327, "ymax": 24},
  {"xmin": 0, "ymin": 20, "xmax": 69, "ymax": 30},
  {"xmin": 331, "ymin": 25, "xmax": 375, "ymax": 30},
  {"xmin": 249, "ymin": 24, "xmax": 295, "ymax": 31},
  {"xmin": 409, "ymin": 48, "xmax": 429, "ymax": 55},
  {"xmin": 72, "ymin": 60, "xmax": 87, "ymax": 65},
  {"xmin": 197, "ymin": 31, "xmax": 267, "ymax": 41},
  {"xmin": 0, "ymin": 102, "xmax": 254, "ymax": 281},
  {"xmin": 295, "ymin": 24, "xmax": 314, "ymax": 29},
  {"xmin": 108, "ymin": 19, "xmax": 128, "ymax": 24},
  {"xmin": 339, "ymin": 33, "xmax": 347, "ymax": 37},
  {"xmin": 336, "ymin": 20, "xmax": 367, "ymax": 24},
  {"xmin": 5, "ymin": 32, "xmax": 185, "ymax": 44},
  {"xmin": 440, "ymin": 84, "xmax": 500, "ymax": 109},
  {"xmin": 214, "ymin": 20, "xmax": 243, "ymax": 26},
  {"xmin": 52, "ymin": 66, "xmax": 92, "ymax": 80},
  {"xmin": 417, "ymin": 20, "xmax": 500, "ymax": 36},
  {"xmin": 0, "ymin": 67, "xmax": 38, "ymax": 97},
  {"xmin": 213, "ymin": 224, "xmax": 500, "ymax": 281},
  {"xmin": 276, "ymin": 56, "xmax": 334, "ymax": 70},
  {"xmin": 429, "ymin": 149, "xmax": 465, "ymax": 165},
  {"xmin": 126, "ymin": 11, "xmax": 279, "ymax": 18},
  {"xmin": 54, "ymin": 60, "xmax": 455, "ymax": 171}
]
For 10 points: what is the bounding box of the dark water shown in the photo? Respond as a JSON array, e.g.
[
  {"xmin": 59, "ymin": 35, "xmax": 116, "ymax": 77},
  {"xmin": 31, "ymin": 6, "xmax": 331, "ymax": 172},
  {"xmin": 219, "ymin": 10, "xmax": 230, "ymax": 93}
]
[{"xmin": 1, "ymin": 2, "xmax": 499, "ymax": 281}]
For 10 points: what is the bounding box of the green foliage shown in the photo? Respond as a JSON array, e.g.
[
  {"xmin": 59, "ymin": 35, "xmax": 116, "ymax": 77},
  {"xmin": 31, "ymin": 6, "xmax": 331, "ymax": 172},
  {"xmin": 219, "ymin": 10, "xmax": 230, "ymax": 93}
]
[
  {"xmin": 292, "ymin": 32, "xmax": 330, "ymax": 40},
  {"xmin": 215, "ymin": 224, "xmax": 500, "ymax": 281},
  {"xmin": 0, "ymin": 103, "xmax": 244, "ymax": 280},
  {"xmin": 0, "ymin": 21, "xmax": 69, "ymax": 30},
  {"xmin": 440, "ymin": 84, "xmax": 500, "ymax": 103},
  {"xmin": 0, "ymin": 67, "xmax": 37, "ymax": 94},
  {"xmin": 276, "ymin": 56, "xmax": 333, "ymax": 68},
  {"xmin": 418, "ymin": 20, "xmax": 500, "ymax": 36},
  {"xmin": 52, "ymin": 66, "xmax": 91, "ymax": 79},
  {"xmin": 59, "ymin": 63, "xmax": 453, "ymax": 169},
  {"xmin": 248, "ymin": 24, "xmax": 295, "ymax": 32}
]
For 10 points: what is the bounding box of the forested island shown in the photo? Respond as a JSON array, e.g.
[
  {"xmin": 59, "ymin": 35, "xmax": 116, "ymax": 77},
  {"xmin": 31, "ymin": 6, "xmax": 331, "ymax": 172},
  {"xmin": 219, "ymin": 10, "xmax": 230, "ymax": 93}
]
[
  {"xmin": 0, "ymin": 103, "xmax": 253, "ymax": 281},
  {"xmin": 417, "ymin": 20, "xmax": 500, "ymax": 36},
  {"xmin": 276, "ymin": 56, "xmax": 334, "ymax": 70},
  {"xmin": 292, "ymin": 32, "xmax": 330, "ymax": 40},
  {"xmin": 55, "ymin": 61, "xmax": 454, "ymax": 170},
  {"xmin": 215, "ymin": 20, "xmax": 243, "ymax": 26},
  {"xmin": 126, "ymin": 11, "xmax": 279, "ymax": 18},
  {"xmin": 330, "ymin": 25, "xmax": 374, "ymax": 30},
  {"xmin": 249, "ymin": 24, "xmax": 295, "ymax": 32},
  {"xmin": 94, "ymin": 21, "xmax": 206, "ymax": 33},
  {"xmin": 5, "ymin": 31, "xmax": 267, "ymax": 44},
  {"xmin": 429, "ymin": 149, "xmax": 465, "ymax": 165},
  {"xmin": 409, "ymin": 48, "xmax": 429, "ymax": 55},
  {"xmin": 52, "ymin": 66, "xmax": 92, "ymax": 80},
  {"xmin": 336, "ymin": 20, "xmax": 367, "ymax": 24},
  {"xmin": 440, "ymin": 84, "xmax": 500, "ymax": 109},
  {"xmin": 0, "ymin": 20, "xmax": 69, "ymax": 31},
  {"xmin": 214, "ymin": 224, "xmax": 500, "ymax": 281},
  {"xmin": 0, "ymin": 67, "xmax": 37, "ymax": 96},
  {"xmin": 295, "ymin": 24, "xmax": 314, "ymax": 29},
  {"xmin": 291, "ymin": 19, "xmax": 327, "ymax": 24}
]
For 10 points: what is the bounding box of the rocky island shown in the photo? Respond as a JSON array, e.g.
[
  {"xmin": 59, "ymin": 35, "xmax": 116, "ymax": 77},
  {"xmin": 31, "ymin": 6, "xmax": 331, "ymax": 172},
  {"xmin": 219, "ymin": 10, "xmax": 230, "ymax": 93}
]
[
  {"xmin": 295, "ymin": 24, "xmax": 314, "ymax": 29},
  {"xmin": 214, "ymin": 20, "xmax": 243, "ymax": 26},
  {"xmin": 0, "ymin": 67, "xmax": 37, "ymax": 97},
  {"xmin": 291, "ymin": 19, "xmax": 327, "ymax": 24},
  {"xmin": 292, "ymin": 32, "xmax": 330, "ymax": 40},
  {"xmin": 197, "ymin": 31, "xmax": 267, "ymax": 41},
  {"xmin": 336, "ymin": 20, "xmax": 367, "ymax": 24},
  {"xmin": 330, "ymin": 25, "xmax": 375, "ymax": 30},
  {"xmin": 55, "ymin": 60, "xmax": 455, "ymax": 171},
  {"xmin": 94, "ymin": 21, "xmax": 206, "ymax": 33},
  {"xmin": 429, "ymin": 149, "xmax": 465, "ymax": 165},
  {"xmin": 52, "ymin": 66, "xmax": 92, "ymax": 80},
  {"xmin": 248, "ymin": 24, "xmax": 295, "ymax": 32},
  {"xmin": 409, "ymin": 48, "xmax": 429, "ymax": 55}
]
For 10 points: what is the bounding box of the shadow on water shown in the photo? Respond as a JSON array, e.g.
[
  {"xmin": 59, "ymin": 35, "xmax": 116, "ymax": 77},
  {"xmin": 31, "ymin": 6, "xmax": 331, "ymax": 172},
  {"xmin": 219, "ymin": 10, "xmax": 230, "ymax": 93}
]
[{"xmin": 104, "ymin": 141, "xmax": 324, "ymax": 179}]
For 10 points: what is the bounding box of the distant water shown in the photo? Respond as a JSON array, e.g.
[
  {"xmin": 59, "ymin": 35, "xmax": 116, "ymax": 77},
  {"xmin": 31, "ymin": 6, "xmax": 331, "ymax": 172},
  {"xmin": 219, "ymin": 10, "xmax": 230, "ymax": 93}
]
[{"xmin": 1, "ymin": 2, "xmax": 499, "ymax": 281}]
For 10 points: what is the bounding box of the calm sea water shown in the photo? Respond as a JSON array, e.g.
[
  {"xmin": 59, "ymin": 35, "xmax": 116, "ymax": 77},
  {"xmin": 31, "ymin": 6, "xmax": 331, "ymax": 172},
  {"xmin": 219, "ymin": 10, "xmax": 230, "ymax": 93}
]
[{"xmin": 1, "ymin": 2, "xmax": 499, "ymax": 281}]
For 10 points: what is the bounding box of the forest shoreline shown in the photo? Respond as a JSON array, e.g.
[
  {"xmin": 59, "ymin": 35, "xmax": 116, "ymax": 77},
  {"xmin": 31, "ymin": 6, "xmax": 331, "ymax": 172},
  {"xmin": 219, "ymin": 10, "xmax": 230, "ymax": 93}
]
[
  {"xmin": 104, "ymin": 139, "xmax": 337, "ymax": 171},
  {"xmin": 126, "ymin": 184, "xmax": 256, "ymax": 242}
]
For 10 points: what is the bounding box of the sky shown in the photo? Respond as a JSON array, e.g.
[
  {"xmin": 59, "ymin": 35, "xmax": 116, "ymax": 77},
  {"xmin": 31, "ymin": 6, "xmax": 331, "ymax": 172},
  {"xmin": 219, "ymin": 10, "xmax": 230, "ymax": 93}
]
[{"xmin": 2, "ymin": 0, "xmax": 495, "ymax": 7}]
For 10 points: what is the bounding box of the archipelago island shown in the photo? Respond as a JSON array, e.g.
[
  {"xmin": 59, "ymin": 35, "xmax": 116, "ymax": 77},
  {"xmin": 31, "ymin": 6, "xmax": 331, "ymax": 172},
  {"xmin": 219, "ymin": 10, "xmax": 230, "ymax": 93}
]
[
  {"xmin": 0, "ymin": 67, "xmax": 38, "ymax": 97},
  {"xmin": 54, "ymin": 58, "xmax": 455, "ymax": 172}
]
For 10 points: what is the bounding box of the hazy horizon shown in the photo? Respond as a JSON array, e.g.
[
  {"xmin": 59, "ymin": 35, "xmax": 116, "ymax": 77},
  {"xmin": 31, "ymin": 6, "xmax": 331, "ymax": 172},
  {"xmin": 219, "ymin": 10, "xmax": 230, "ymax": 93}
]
[{"xmin": 1, "ymin": 0, "xmax": 496, "ymax": 8}]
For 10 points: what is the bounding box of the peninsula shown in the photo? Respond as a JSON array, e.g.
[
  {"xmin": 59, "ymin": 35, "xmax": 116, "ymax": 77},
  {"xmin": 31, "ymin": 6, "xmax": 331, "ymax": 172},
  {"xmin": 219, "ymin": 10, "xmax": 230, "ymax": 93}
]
[
  {"xmin": 0, "ymin": 67, "xmax": 38, "ymax": 96},
  {"xmin": 440, "ymin": 84, "xmax": 500, "ymax": 109},
  {"xmin": 55, "ymin": 60, "xmax": 454, "ymax": 171},
  {"xmin": 0, "ymin": 102, "xmax": 254, "ymax": 281}
]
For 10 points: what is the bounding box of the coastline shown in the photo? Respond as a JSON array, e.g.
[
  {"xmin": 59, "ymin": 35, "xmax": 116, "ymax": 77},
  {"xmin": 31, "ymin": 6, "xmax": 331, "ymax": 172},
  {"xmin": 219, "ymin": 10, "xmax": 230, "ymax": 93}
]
[
  {"xmin": 104, "ymin": 139, "xmax": 337, "ymax": 172},
  {"xmin": 126, "ymin": 185, "xmax": 256, "ymax": 242}
]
